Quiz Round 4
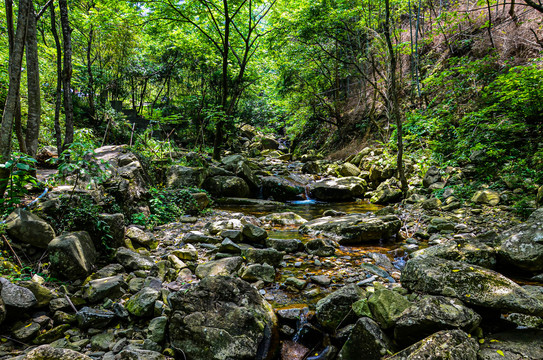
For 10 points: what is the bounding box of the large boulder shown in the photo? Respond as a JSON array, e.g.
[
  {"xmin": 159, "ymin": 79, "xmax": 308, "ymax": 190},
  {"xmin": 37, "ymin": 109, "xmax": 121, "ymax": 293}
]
[
  {"xmin": 195, "ymin": 257, "xmax": 244, "ymax": 279},
  {"xmin": 299, "ymin": 214, "xmax": 401, "ymax": 245},
  {"xmin": 497, "ymin": 208, "xmax": 543, "ymax": 272},
  {"xmin": 4, "ymin": 209, "xmax": 55, "ymax": 248},
  {"xmin": 261, "ymin": 176, "xmax": 305, "ymax": 201},
  {"xmin": 411, "ymin": 239, "xmax": 497, "ymax": 269},
  {"xmin": 0, "ymin": 282, "xmax": 5, "ymax": 325},
  {"xmin": 471, "ymin": 190, "xmax": 500, "ymax": 206},
  {"xmin": 0, "ymin": 277, "xmax": 37, "ymax": 311},
  {"xmin": 394, "ymin": 296, "xmax": 481, "ymax": 345},
  {"xmin": 422, "ymin": 166, "xmax": 442, "ymax": 188},
  {"xmin": 203, "ymin": 176, "xmax": 250, "ymax": 198},
  {"xmin": 259, "ymin": 212, "xmax": 308, "ymax": 226},
  {"xmin": 22, "ymin": 345, "xmax": 92, "ymax": 360},
  {"xmin": 116, "ymin": 247, "xmax": 155, "ymax": 271},
  {"xmin": 401, "ymin": 256, "xmax": 543, "ymax": 316},
  {"xmin": 337, "ymin": 317, "xmax": 394, "ymax": 360},
  {"xmin": 368, "ymin": 288, "xmax": 411, "ymax": 329},
  {"xmin": 168, "ymin": 276, "xmax": 278, "ymax": 360},
  {"xmin": 387, "ymin": 330, "xmax": 478, "ymax": 360},
  {"xmin": 48, "ymin": 232, "xmax": 97, "ymax": 280},
  {"xmin": 308, "ymin": 177, "xmax": 366, "ymax": 202},
  {"xmin": 369, "ymin": 178, "xmax": 403, "ymax": 204},
  {"xmin": 315, "ymin": 284, "xmax": 365, "ymax": 332},
  {"xmin": 166, "ymin": 166, "xmax": 207, "ymax": 188},
  {"xmin": 478, "ymin": 329, "xmax": 543, "ymax": 359}
]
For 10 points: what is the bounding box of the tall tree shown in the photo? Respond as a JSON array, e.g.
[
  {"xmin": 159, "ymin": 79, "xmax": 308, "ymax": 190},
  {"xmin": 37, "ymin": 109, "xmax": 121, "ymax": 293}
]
[
  {"xmin": 0, "ymin": 0, "xmax": 31, "ymax": 198},
  {"xmin": 25, "ymin": 0, "xmax": 41, "ymax": 157},
  {"xmin": 59, "ymin": 0, "xmax": 74, "ymax": 148},
  {"xmin": 50, "ymin": 1, "xmax": 63, "ymax": 154}
]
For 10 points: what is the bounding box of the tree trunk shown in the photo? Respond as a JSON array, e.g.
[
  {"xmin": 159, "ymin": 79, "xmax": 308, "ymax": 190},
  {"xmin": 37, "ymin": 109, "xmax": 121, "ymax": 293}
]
[
  {"xmin": 50, "ymin": 1, "xmax": 63, "ymax": 154},
  {"xmin": 59, "ymin": 0, "xmax": 74, "ymax": 149},
  {"xmin": 0, "ymin": 0, "xmax": 31, "ymax": 198},
  {"xmin": 384, "ymin": 0, "xmax": 408, "ymax": 198},
  {"xmin": 86, "ymin": 25, "xmax": 96, "ymax": 121},
  {"xmin": 25, "ymin": 0, "xmax": 41, "ymax": 157}
]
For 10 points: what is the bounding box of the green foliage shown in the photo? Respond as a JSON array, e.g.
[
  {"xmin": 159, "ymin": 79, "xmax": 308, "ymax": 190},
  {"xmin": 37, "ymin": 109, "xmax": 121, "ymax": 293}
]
[{"xmin": 0, "ymin": 153, "xmax": 39, "ymax": 217}]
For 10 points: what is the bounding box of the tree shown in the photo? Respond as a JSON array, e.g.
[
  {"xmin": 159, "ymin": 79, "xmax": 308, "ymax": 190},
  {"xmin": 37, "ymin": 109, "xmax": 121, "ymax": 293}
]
[
  {"xmin": 0, "ymin": 0, "xmax": 31, "ymax": 198},
  {"xmin": 25, "ymin": 0, "xmax": 41, "ymax": 157},
  {"xmin": 59, "ymin": 0, "xmax": 74, "ymax": 148}
]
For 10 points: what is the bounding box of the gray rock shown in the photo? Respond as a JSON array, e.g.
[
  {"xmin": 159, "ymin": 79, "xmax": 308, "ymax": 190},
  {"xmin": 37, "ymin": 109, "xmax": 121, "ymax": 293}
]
[
  {"xmin": 302, "ymin": 161, "xmax": 320, "ymax": 174},
  {"xmin": 242, "ymin": 223, "xmax": 268, "ymax": 244},
  {"xmin": 411, "ymin": 239, "xmax": 497, "ymax": 269},
  {"xmin": 83, "ymin": 276, "xmax": 125, "ymax": 303},
  {"xmin": 316, "ymin": 284, "xmax": 365, "ymax": 332},
  {"xmin": 423, "ymin": 166, "xmax": 441, "ymax": 188},
  {"xmin": 183, "ymin": 231, "xmax": 219, "ymax": 244},
  {"xmin": 91, "ymin": 332, "xmax": 115, "ymax": 351},
  {"xmin": 12, "ymin": 321, "xmax": 40, "ymax": 342},
  {"xmin": 117, "ymin": 349, "xmax": 166, "ymax": 360},
  {"xmin": 48, "ymin": 231, "xmax": 97, "ymax": 280},
  {"xmin": 261, "ymin": 176, "xmax": 304, "ymax": 201},
  {"xmin": 203, "ymin": 176, "xmax": 250, "ymax": 198},
  {"xmin": 337, "ymin": 317, "xmax": 394, "ymax": 360},
  {"xmin": 76, "ymin": 307, "xmax": 115, "ymax": 329},
  {"xmin": 166, "ymin": 165, "xmax": 207, "ymax": 188},
  {"xmin": 368, "ymin": 288, "xmax": 411, "ymax": 329},
  {"xmin": 299, "ymin": 214, "xmax": 401, "ymax": 245},
  {"xmin": 308, "ymin": 177, "xmax": 366, "ymax": 201},
  {"xmin": 195, "ymin": 256, "xmax": 244, "ymax": 279},
  {"xmin": 387, "ymin": 330, "xmax": 478, "ymax": 360},
  {"xmin": 305, "ymin": 238, "xmax": 336, "ymax": 257},
  {"xmin": 394, "ymin": 296, "xmax": 482, "ymax": 345},
  {"xmin": 240, "ymin": 264, "xmax": 276, "ymax": 283},
  {"xmin": 219, "ymin": 238, "xmax": 242, "ymax": 254},
  {"xmin": 471, "ymin": 190, "xmax": 500, "ymax": 206},
  {"xmin": 243, "ymin": 248, "xmax": 283, "ymax": 267},
  {"xmin": 0, "ymin": 282, "xmax": 4, "ymax": 325},
  {"xmin": 116, "ymin": 247, "xmax": 154, "ymax": 270},
  {"xmin": 401, "ymin": 256, "xmax": 543, "ymax": 316},
  {"xmin": 259, "ymin": 212, "xmax": 308, "ymax": 226},
  {"xmin": 310, "ymin": 275, "xmax": 331, "ymax": 286},
  {"xmin": 266, "ymin": 238, "xmax": 303, "ymax": 253},
  {"xmin": 125, "ymin": 226, "xmax": 156, "ymax": 249},
  {"xmin": 147, "ymin": 316, "xmax": 168, "ymax": 343},
  {"xmin": 169, "ymin": 276, "xmax": 277, "ymax": 360},
  {"xmin": 478, "ymin": 329, "xmax": 543, "ymax": 359},
  {"xmin": 497, "ymin": 208, "xmax": 543, "ymax": 272},
  {"xmin": 99, "ymin": 213, "xmax": 125, "ymax": 248},
  {"xmin": 126, "ymin": 287, "xmax": 159, "ymax": 317},
  {"xmin": 23, "ymin": 345, "xmax": 92, "ymax": 360},
  {"xmin": 0, "ymin": 277, "xmax": 38, "ymax": 310},
  {"xmin": 260, "ymin": 136, "xmax": 280, "ymax": 150},
  {"xmin": 370, "ymin": 178, "xmax": 403, "ymax": 204},
  {"xmin": 5, "ymin": 209, "xmax": 55, "ymax": 248}
]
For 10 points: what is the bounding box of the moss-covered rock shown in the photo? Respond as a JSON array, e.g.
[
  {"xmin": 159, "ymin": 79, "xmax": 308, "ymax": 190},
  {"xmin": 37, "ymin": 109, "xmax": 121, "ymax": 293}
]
[
  {"xmin": 308, "ymin": 177, "xmax": 366, "ymax": 202},
  {"xmin": 337, "ymin": 317, "xmax": 394, "ymax": 360},
  {"xmin": 368, "ymin": 288, "xmax": 411, "ymax": 329},
  {"xmin": 478, "ymin": 329, "xmax": 543, "ymax": 359},
  {"xmin": 48, "ymin": 231, "xmax": 97, "ymax": 280},
  {"xmin": 316, "ymin": 284, "xmax": 365, "ymax": 332},
  {"xmin": 411, "ymin": 239, "xmax": 497, "ymax": 269},
  {"xmin": 5, "ymin": 209, "xmax": 55, "ymax": 248}
]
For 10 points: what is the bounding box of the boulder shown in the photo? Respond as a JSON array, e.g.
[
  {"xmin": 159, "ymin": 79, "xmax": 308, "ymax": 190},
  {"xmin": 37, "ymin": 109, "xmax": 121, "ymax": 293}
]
[
  {"xmin": 48, "ymin": 232, "xmax": 97, "ymax": 280},
  {"xmin": 370, "ymin": 178, "xmax": 403, "ymax": 204},
  {"xmin": 266, "ymin": 238, "xmax": 303, "ymax": 253},
  {"xmin": 337, "ymin": 317, "xmax": 394, "ymax": 360},
  {"xmin": 308, "ymin": 177, "xmax": 366, "ymax": 202},
  {"xmin": 126, "ymin": 226, "xmax": 157, "ymax": 249},
  {"xmin": 261, "ymin": 176, "xmax": 305, "ymax": 201},
  {"xmin": 203, "ymin": 176, "xmax": 250, "ymax": 198},
  {"xmin": 315, "ymin": 284, "xmax": 365, "ymax": 332},
  {"xmin": 368, "ymin": 288, "xmax": 411, "ymax": 329},
  {"xmin": 166, "ymin": 166, "xmax": 207, "ymax": 188},
  {"xmin": 0, "ymin": 283, "xmax": 5, "ymax": 325},
  {"xmin": 5, "ymin": 209, "xmax": 55, "ymax": 248},
  {"xmin": 471, "ymin": 190, "xmax": 500, "ymax": 206},
  {"xmin": 305, "ymin": 238, "xmax": 336, "ymax": 257},
  {"xmin": 478, "ymin": 329, "xmax": 543, "ymax": 360},
  {"xmin": 538, "ymin": 186, "xmax": 543, "ymax": 206},
  {"xmin": 116, "ymin": 247, "xmax": 154, "ymax": 270},
  {"xmin": 260, "ymin": 136, "xmax": 280, "ymax": 150},
  {"xmin": 126, "ymin": 287, "xmax": 159, "ymax": 317},
  {"xmin": 76, "ymin": 306, "xmax": 115, "ymax": 329},
  {"xmin": 394, "ymin": 296, "xmax": 482, "ymax": 345},
  {"xmin": 98, "ymin": 213, "xmax": 125, "ymax": 248},
  {"xmin": 195, "ymin": 257, "xmax": 244, "ymax": 279},
  {"xmin": 243, "ymin": 248, "xmax": 283, "ymax": 267},
  {"xmin": 23, "ymin": 345, "xmax": 92, "ymax": 360},
  {"xmin": 117, "ymin": 349, "xmax": 166, "ymax": 360},
  {"xmin": 0, "ymin": 277, "xmax": 37, "ymax": 311},
  {"xmin": 299, "ymin": 214, "xmax": 401, "ymax": 245},
  {"xmin": 497, "ymin": 208, "xmax": 543, "ymax": 272},
  {"xmin": 411, "ymin": 239, "xmax": 497, "ymax": 269},
  {"xmin": 259, "ymin": 212, "xmax": 308, "ymax": 226},
  {"xmin": 18, "ymin": 281, "xmax": 54, "ymax": 308},
  {"xmin": 401, "ymin": 256, "xmax": 543, "ymax": 316},
  {"xmin": 423, "ymin": 166, "xmax": 442, "ymax": 188},
  {"xmin": 302, "ymin": 161, "xmax": 320, "ymax": 175},
  {"xmin": 240, "ymin": 263, "xmax": 276, "ymax": 283},
  {"xmin": 83, "ymin": 275, "xmax": 125, "ymax": 303},
  {"xmin": 169, "ymin": 276, "xmax": 277, "ymax": 360},
  {"xmin": 387, "ymin": 330, "xmax": 478, "ymax": 360},
  {"xmin": 337, "ymin": 163, "xmax": 361, "ymax": 177},
  {"xmin": 242, "ymin": 224, "xmax": 268, "ymax": 245},
  {"xmin": 183, "ymin": 231, "xmax": 220, "ymax": 244}
]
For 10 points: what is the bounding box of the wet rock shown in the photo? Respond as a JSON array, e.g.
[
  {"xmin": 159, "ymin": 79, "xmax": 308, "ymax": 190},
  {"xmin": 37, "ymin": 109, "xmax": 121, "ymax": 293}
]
[
  {"xmin": 394, "ymin": 296, "xmax": 482, "ymax": 345},
  {"xmin": 83, "ymin": 276, "xmax": 125, "ymax": 303},
  {"xmin": 281, "ymin": 340, "xmax": 309, "ymax": 360},
  {"xmin": 76, "ymin": 307, "xmax": 115, "ymax": 329},
  {"xmin": 23, "ymin": 345, "xmax": 92, "ymax": 360},
  {"xmin": 262, "ymin": 176, "xmax": 305, "ymax": 201},
  {"xmin": 337, "ymin": 317, "xmax": 394, "ymax": 360},
  {"xmin": 285, "ymin": 277, "xmax": 307, "ymax": 290},
  {"xmin": 497, "ymin": 208, "xmax": 543, "ymax": 272},
  {"xmin": 0, "ymin": 277, "xmax": 37, "ymax": 311},
  {"xmin": 169, "ymin": 276, "xmax": 277, "ymax": 360},
  {"xmin": 242, "ymin": 223, "xmax": 268, "ymax": 244},
  {"xmin": 267, "ymin": 238, "xmax": 303, "ymax": 253},
  {"xmin": 423, "ymin": 166, "xmax": 442, "ymax": 188},
  {"xmin": 368, "ymin": 288, "xmax": 411, "ymax": 329},
  {"xmin": 388, "ymin": 330, "xmax": 478, "ymax": 360},
  {"xmin": 240, "ymin": 263, "xmax": 276, "ymax": 283},
  {"xmin": 412, "ymin": 239, "xmax": 497, "ymax": 269},
  {"xmin": 478, "ymin": 329, "xmax": 543, "ymax": 359},
  {"xmin": 195, "ymin": 256, "xmax": 244, "ymax": 278},
  {"xmin": 299, "ymin": 214, "xmax": 401, "ymax": 245},
  {"xmin": 126, "ymin": 287, "xmax": 159, "ymax": 317},
  {"xmin": 216, "ymin": 197, "xmax": 286, "ymax": 208},
  {"xmin": 305, "ymin": 239, "xmax": 336, "ymax": 257},
  {"xmin": 48, "ymin": 231, "xmax": 97, "ymax": 280},
  {"xmin": 401, "ymin": 256, "xmax": 543, "ymax": 316},
  {"xmin": 166, "ymin": 165, "xmax": 207, "ymax": 188},
  {"xmin": 243, "ymin": 248, "xmax": 284, "ymax": 267},
  {"xmin": 310, "ymin": 275, "xmax": 331, "ymax": 286},
  {"xmin": 259, "ymin": 212, "xmax": 308, "ymax": 226},
  {"xmin": 471, "ymin": 190, "xmax": 500, "ymax": 206},
  {"xmin": 308, "ymin": 177, "xmax": 366, "ymax": 202},
  {"xmin": 116, "ymin": 247, "xmax": 154, "ymax": 270},
  {"xmin": 5, "ymin": 209, "xmax": 56, "ymax": 248},
  {"xmin": 316, "ymin": 284, "xmax": 365, "ymax": 332},
  {"xmin": 203, "ymin": 175, "xmax": 250, "ymax": 198},
  {"xmin": 183, "ymin": 231, "xmax": 219, "ymax": 244}
]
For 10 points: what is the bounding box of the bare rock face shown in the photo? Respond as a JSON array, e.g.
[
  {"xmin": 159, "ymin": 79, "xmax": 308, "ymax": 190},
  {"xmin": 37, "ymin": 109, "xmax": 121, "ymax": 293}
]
[
  {"xmin": 168, "ymin": 276, "xmax": 278, "ymax": 360},
  {"xmin": 401, "ymin": 256, "xmax": 543, "ymax": 316}
]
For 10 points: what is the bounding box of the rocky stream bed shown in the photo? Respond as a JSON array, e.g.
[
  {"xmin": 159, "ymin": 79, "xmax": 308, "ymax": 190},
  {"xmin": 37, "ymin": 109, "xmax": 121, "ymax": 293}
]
[{"xmin": 0, "ymin": 140, "xmax": 543, "ymax": 360}]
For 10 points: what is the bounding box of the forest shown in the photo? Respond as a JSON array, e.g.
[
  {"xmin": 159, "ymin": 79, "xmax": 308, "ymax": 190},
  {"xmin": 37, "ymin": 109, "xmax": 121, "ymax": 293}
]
[{"xmin": 0, "ymin": 0, "xmax": 543, "ymax": 359}]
